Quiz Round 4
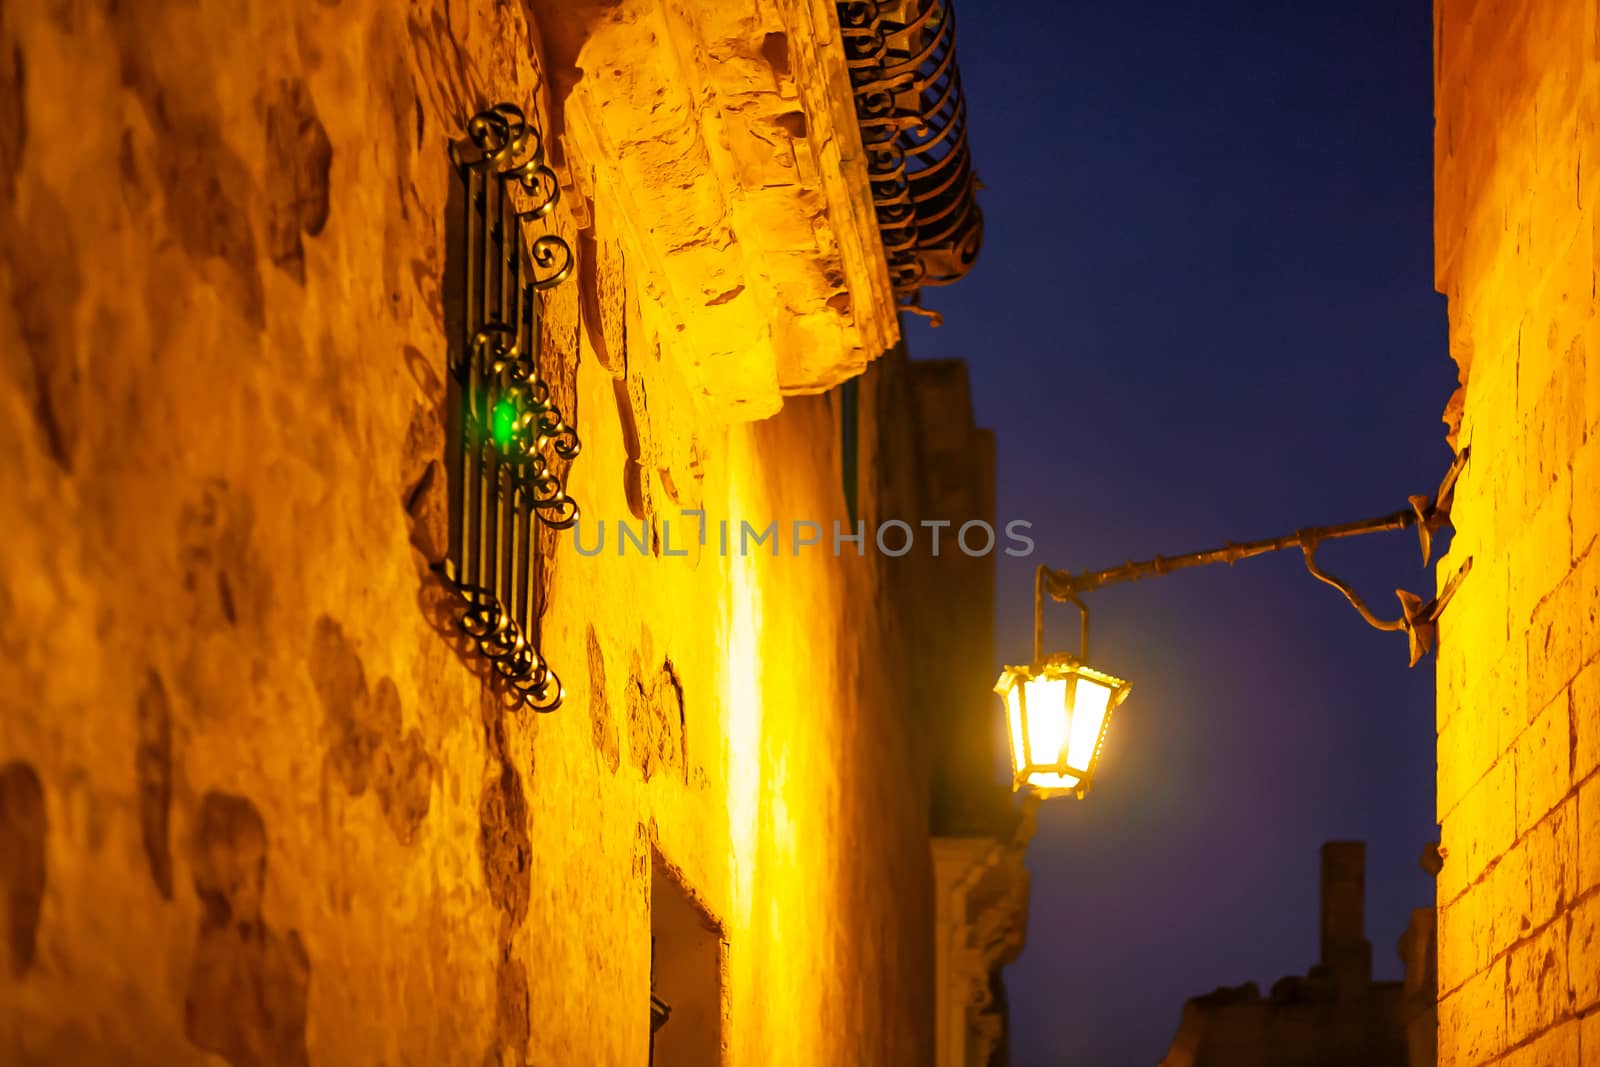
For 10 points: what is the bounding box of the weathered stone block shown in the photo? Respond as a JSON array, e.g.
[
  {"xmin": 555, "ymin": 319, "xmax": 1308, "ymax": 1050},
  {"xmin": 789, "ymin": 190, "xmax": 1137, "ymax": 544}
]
[
  {"xmin": 1506, "ymin": 918, "xmax": 1567, "ymax": 1045},
  {"xmin": 1580, "ymin": 549, "xmax": 1600, "ymax": 668},
  {"xmin": 1489, "ymin": 841, "xmax": 1531, "ymax": 961},
  {"xmin": 1528, "ymin": 566, "xmax": 1583, "ymax": 716},
  {"xmin": 1472, "ymin": 758, "xmax": 1510, "ymax": 895},
  {"xmin": 1438, "ymin": 959, "xmax": 1505, "ymax": 1067},
  {"xmin": 1439, "ymin": 704, "xmax": 1498, "ymax": 823},
  {"xmin": 1454, "ymin": 756, "xmax": 1519, "ymax": 894},
  {"xmin": 1500, "ymin": 1017, "xmax": 1578, "ymax": 1067},
  {"xmin": 1576, "ymin": 659, "xmax": 1600, "ymax": 784},
  {"xmin": 1521, "ymin": 351, "xmax": 1566, "ymax": 497},
  {"xmin": 1439, "ymin": 806, "xmax": 1472, "ymax": 908},
  {"xmin": 1576, "ymin": 433, "xmax": 1600, "ymax": 559},
  {"xmin": 1496, "ymin": 639, "xmax": 1532, "ymax": 757},
  {"xmin": 1441, "ymin": 882, "xmax": 1492, "ymax": 995},
  {"xmin": 1439, "ymin": 555, "xmax": 1516, "ymax": 741},
  {"xmin": 1438, "ymin": 612, "xmax": 1473, "ymax": 738},
  {"xmin": 1572, "ymin": 891, "xmax": 1600, "ymax": 1013},
  {"xmin": 1548, "ymin": 331, "xmax": 1588, "ymax": 470},
  {"xmin": 1448, "ymin": 232, "xmax": 1524, "ymax": 392},
  {"xmin": 1509, "ymin": 476, "xmax": 1572, "ymax": 630},
  {"xmin": 1528, "ymin": 166, "xmax": 1582, "ymax": 272},
  {"xmin": 1460, "ymin": 355, "xmax": 1518, "ymax": 484},
  {"xmin": 1440, "ymin": 449, "xmax": 1490, "ymax": 564},
  {"xmin": 1515, "ymin": 693, "xmax": 1572, "ymax": 835},
  {"xmin": 1586, "ymin": 323, "xmax": 1600, "ymax": 439},
  {"xmin": 1580, "ymin": 773, "xmax": 1600, "ymax": 895},
  {"xmin": 1525, "ymin": 797, "xmax": 1576, "ymax": 928}
]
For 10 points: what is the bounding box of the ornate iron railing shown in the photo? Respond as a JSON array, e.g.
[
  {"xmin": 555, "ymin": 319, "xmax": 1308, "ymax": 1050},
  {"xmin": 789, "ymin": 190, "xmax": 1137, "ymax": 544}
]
[
  {"xmin": 439, "ymin": 103, "xmax": 579, "ymax": 712},
  {"xmin": 838, "ymin": 0, "xmax": 983, "ymax": 318}
]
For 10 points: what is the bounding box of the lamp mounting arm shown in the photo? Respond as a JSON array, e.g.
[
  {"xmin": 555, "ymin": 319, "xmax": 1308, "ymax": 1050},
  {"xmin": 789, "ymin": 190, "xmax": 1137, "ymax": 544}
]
[
  {"xmin": 1034, "ymin": 564, "xmax": 1089, "ymax": 663},
  {"xmin": 1038, "ymin": 449, "xmax": 1473, "ymax": 666}
]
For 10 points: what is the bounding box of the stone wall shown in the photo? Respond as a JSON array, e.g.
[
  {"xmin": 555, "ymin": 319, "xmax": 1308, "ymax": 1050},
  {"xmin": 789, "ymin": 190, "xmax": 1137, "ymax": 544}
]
[
  {"xmin": 1432, "ymin": 0, "xmax": 1600, "ymax": 1062},
  {"xmin": 0, "ymin": 2, "xmax": 1002, "ymax": 1064}
]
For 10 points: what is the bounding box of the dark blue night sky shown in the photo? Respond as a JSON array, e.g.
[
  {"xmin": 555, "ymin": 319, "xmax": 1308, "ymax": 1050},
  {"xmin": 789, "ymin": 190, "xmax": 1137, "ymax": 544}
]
[{"xmin": 903, "ymin": 2, "xmax": 1455, "ymax": 1064}]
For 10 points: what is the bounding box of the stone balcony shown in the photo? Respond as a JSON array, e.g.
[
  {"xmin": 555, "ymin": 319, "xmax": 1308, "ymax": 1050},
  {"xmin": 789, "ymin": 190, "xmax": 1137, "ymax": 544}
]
[{"xmin": 531, "ymin": 0, "xmax": 904, "ymax": 420}]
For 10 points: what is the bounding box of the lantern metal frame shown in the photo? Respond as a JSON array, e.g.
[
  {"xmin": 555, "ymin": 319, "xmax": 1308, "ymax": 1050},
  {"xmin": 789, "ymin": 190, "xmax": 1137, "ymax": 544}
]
[{"xmin": 995, "ymin": 572, "xmax": 1131, "ymax": 800}]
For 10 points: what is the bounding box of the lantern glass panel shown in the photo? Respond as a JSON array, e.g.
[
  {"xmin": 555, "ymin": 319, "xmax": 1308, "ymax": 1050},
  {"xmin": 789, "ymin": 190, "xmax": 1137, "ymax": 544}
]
[
  {"xmin": 1004, "ymin": 683, "xmax": 1027, "ymax": 780},
  {"xmin": 1065, "ymin": 674, "xmax": 1114, "ymax": 772},
  {"xmin": 1024, "ymin": 675, "xmax": 1070, "ymax": 776}
]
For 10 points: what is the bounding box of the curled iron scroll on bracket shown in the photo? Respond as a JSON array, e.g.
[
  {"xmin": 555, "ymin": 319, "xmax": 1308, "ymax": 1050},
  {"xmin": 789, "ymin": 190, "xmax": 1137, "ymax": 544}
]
[{"xmin": 1297, "ymin": 448, "xmax": 1472, "ymax": 666}]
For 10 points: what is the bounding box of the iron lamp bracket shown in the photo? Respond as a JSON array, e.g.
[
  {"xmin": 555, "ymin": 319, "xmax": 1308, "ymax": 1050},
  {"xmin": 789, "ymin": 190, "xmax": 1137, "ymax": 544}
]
[{"xmin": 1038, "ymin": 449, "xmax": 1473, "ymax": 667}]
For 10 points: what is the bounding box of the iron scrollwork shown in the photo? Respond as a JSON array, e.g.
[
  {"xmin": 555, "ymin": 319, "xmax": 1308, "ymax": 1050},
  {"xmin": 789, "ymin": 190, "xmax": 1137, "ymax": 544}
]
[
  {"xmin": 439, "ymin": 102, "xmax": 579, "ymax": 711},
  {"xmin": 838, "ymin": 0, "xmax": 984, "ymax": 321}
]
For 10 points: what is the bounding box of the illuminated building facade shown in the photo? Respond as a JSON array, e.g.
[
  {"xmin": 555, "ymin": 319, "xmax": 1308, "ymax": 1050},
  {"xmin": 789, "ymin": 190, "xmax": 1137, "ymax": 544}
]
[{"xmin": 0, "ymin": 2, "xmax": 1020, "ymax": 1064}]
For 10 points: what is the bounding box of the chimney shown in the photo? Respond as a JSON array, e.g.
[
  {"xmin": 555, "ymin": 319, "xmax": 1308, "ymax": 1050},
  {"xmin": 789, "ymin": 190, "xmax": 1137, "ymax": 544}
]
[{"xmin": 1319, "ymin": 841, "xmax": 1372, "ymax": 989}]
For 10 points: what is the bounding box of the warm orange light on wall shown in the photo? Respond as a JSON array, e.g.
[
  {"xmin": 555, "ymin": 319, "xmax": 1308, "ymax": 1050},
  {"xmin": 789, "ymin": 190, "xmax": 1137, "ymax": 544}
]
[{"xmin": 996, "ymin": 656, "xmax": 1129, "ymax": 799}]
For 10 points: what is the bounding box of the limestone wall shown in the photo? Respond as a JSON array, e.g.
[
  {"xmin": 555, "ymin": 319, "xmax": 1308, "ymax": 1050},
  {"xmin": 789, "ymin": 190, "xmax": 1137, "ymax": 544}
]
[
  {"xmin": 1433, "ymin": 0, "xmax": 1600, "ymax": 1062},
  {"xmin": 0, "ymin": 2, "xmax": 991, "ymax": 1064}
]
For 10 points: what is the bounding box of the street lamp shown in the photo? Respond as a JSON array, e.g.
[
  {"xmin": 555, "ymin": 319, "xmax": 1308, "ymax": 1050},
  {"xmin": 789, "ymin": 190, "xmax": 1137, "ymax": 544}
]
[
  {"xmin": 996, "ymin": 571, "xmax": 1130, "ymax": 799},
  {"xmin": 999, "ymin": 449, "xmax": 1472, "ymax": 802}
]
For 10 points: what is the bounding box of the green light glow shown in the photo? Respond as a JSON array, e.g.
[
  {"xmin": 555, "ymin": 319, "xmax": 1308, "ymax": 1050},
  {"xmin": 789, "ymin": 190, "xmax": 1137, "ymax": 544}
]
[{"xmin": 490, "ymin": 399, "xmax": 518, "ymax": 450}]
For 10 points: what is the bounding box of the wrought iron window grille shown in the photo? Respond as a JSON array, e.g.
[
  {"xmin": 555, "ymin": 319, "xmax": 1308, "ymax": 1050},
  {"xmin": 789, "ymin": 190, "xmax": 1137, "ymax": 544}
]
[
  {"xmin": 438, "ymin": 102, "xmax": 579, "ymax": 712},
  {"xmin": 838, "ymin": 0, "xmax": 984, "ymax": 322}
]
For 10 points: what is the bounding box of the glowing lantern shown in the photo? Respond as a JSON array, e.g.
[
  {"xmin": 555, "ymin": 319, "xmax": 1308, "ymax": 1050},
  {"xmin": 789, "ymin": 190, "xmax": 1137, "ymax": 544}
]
[{"xmin": 995, "ymin": 655, "xmax": 1130, "ymax": 799}]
